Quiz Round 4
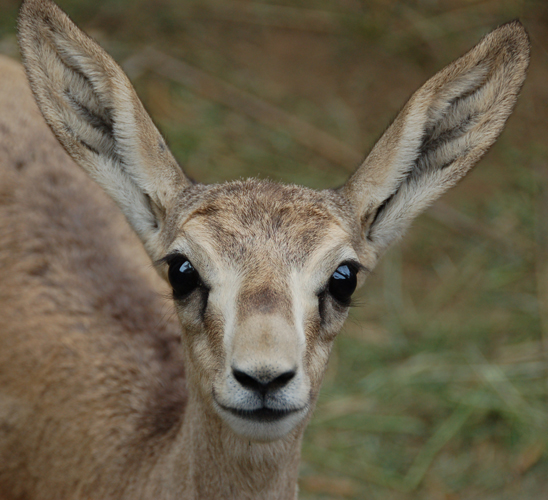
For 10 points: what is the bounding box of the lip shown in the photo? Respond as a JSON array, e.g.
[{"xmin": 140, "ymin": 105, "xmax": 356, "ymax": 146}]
[{"xmin": 218, "ymin": 403, "xmax": 305, "ymax": 423}]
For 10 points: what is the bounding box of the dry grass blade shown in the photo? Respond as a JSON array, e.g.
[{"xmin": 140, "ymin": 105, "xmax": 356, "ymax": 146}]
[
  {"xmin": 361, "ymin": 348, "xmax": 548, "ymax": 391},
  {"xmin": 123, "ymin": 47, "xmax": 363, "ymax": 168},
  {"xmin": 311, "ymin": 412, "xmax": 426, "ymax": 435},
  {"xmin": 395, "ymin": 1, "xmax": 499, "ymax": 42},
  {"xmin": 429, "ymin": 200, "xmax": 526, "ymax": 252},
  {"xmin": 467, "ymin": 347, "xmax": 547, "ymax": 428},
  {"xmin": 192, "ymin": 1, "xmax": 344, "ymax": 34},
  {"xmin": 303, "ymin": 442, "xmax": 407, "ymax": 491},
  {"xmin": 401, "ymin": 404, "xmax": 473, "ymax": 492},
  {"xmin": 498, "ymin": 341, "xmax": 548, "ymax": 364},
  {"xmin": 300, "ymin": 475, "xmax": 359, "ymax": 497}
]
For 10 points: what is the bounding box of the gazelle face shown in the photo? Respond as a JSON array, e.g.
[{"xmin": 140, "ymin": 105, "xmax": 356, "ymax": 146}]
[{"xmin": 157, "ymin": 180, "xmax": 366, "ymax": 441}]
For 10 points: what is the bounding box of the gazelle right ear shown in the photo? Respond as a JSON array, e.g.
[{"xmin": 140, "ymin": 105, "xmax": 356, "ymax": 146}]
[
  {"xmin": 17, "ymin": 0, "xmax": 191, "ymax": 258},
  {"xmin": 342, "ymin": 21, "xmax": 530, "ymax": 261}
]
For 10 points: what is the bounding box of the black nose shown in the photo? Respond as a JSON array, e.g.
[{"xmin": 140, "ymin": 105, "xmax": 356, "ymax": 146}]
[{"xmin": 232, "ymin": 367, "xmax": 296, "ymax": 396}]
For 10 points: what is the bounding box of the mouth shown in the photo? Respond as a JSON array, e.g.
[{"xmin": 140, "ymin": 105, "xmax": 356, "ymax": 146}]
[
  {"xmin": 220, "ymin": 405, "xmax": 304, "ymax": 423},
  {"xmin": 213, "ymin": 393, "xmax": 309, "ymax": 440}
]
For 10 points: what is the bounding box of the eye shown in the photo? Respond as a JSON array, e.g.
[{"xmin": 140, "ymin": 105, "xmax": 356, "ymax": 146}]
[
  {"xmin": 167, "ymin": 257, "xmax": 201, "ymax": 299},
  {"xmin": 328, "ymin": 263, "xmax": 358, "ymax": 306}
]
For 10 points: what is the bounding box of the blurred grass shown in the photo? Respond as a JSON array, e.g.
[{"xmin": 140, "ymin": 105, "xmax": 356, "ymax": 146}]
[{"xmin": 2, "ymin": 0, "xmax": 548, "ymax": 498}]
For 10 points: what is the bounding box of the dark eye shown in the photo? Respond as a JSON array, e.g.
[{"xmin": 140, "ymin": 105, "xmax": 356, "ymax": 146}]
[
  {"xmin": 168, "ymin": 257, "xmax": 201, "ymax": 298},
  {"xmin": 328, "ymin": 263, "xmax": 358, "ymax": 306}
]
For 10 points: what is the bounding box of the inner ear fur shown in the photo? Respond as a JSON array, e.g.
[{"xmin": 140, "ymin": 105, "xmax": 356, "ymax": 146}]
[{"xmin": 342, "ymin": 21, "xmax": 530, "ymax": 258}]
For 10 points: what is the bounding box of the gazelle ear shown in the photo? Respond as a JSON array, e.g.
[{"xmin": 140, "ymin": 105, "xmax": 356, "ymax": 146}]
[
  {"xmin": 342, "ymin": 21, "xmax": 529, "ymax": 260},
  {"xmin": 17, "ymin": 0, "xmax": 191, "ymax": 258}
]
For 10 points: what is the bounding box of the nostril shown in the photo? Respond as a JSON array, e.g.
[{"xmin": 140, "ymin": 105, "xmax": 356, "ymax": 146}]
[
  {"xmin": 233, "ymin": 369, "xmax": 264, "ymax": 393},
  {"xmin": 232, "ymin": 367, "xmax": 297, "ymax": 394},
  {"xmin": 270, "ymin": 370, "xmax": 296, "ymax": 391}
]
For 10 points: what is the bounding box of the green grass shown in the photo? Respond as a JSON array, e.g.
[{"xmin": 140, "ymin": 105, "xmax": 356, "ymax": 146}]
[{"xmin": 2, "ymin": 0, "xmax": 548, "ymax": 497}]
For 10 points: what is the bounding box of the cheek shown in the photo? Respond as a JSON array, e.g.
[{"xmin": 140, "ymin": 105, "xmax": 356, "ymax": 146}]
[
  {"xmin": 317, "ymin": 292, "xmax": 351, "ymax": 342},
  {"xmin": 176, "ymin": 302, "xmax": 226, "ymax": 389},
  {"xmin": 306, "ymin": 341, "xmax": 333, "ymax": 395},
  {"xmin": 303, "ymin": 314, "xmax": 339, "ymax": 392},
  {"xmin": 321, "ymin": 307, "xmax": 349, "ymax": 342}
]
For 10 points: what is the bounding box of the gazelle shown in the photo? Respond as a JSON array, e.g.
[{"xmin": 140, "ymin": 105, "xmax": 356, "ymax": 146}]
[{"xmin": 0, "ymin": 0, "xmax": 529, "ymax": 498}]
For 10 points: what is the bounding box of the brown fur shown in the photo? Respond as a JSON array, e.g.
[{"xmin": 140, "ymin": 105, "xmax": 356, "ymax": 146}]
[
  {"xmin": 0, "ymin": 55, "xmax": 185, "ymax": 498},
  {"xmin": 0, "ymin": 1, "xmax": 530, "ymax": 498}
]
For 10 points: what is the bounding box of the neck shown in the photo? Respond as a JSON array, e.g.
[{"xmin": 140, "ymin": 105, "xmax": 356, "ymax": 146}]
[{"xmin": 150, "ymin": 388, "xmax": 303, "ymax": 500}]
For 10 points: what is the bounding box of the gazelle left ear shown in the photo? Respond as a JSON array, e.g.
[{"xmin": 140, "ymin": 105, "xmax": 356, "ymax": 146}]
[
  {"xmin": 341, "ymin": 21, "xmax": 530, "ymax": 260},
  {"xmin": 17, "ymin": 0, "xmax": 192, "ymax": 259}
]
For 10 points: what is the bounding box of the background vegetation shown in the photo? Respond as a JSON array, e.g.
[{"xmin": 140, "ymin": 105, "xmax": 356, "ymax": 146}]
[{"xmin": 1, "ymin": 0, "xmax": 548, "ymax": 498}]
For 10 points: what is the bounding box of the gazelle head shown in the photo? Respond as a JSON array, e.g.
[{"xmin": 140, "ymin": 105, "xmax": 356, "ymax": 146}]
[
  {"xmin": 18, "ymin": 0, "xmax": 529, "ymax": 442},
  {"xmin": 159, "ymin": 180, "xmax": 363, "ymax": 440}
]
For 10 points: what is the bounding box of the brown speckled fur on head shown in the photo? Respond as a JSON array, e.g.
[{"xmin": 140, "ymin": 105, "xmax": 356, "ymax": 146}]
[{"xmin": 173, "ymin": 180, "xmax": 354, "ymax": 263}]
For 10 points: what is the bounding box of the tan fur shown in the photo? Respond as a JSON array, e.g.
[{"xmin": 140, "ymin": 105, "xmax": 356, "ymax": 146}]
[
  {"xmin": 0, "ymin": 1, "xmax": 530, "ymax": 498},
  {"xmin": 0, "ymin": 54, "xmax": 186, "ymax": 498}
]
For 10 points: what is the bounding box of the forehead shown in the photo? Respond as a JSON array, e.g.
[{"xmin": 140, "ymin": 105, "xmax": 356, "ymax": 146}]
[{"xmin": 171, "ymin": 180, "xmax": 353, "ymax": 266}]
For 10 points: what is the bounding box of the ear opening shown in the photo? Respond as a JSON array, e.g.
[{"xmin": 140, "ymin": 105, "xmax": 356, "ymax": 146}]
[
  {"xmin": 17, "ymin": 0, "xmax": 191, "ymax": 255},
  {"xmin": 342, "ymin": 21, "xmax": 530, "ymax": 257}
]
